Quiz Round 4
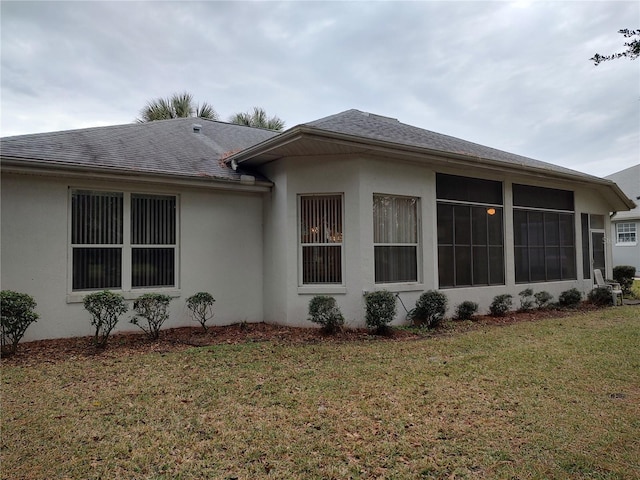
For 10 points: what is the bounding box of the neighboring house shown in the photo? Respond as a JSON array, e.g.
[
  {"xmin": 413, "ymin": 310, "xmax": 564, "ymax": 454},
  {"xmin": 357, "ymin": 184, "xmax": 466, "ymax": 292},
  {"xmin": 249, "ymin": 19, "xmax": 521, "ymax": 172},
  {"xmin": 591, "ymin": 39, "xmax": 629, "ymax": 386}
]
[
  {"xmin": 606, "ymin": 164, "xmax": 640, "ymax": 273},
  {"xmin": 1, "ymin": 110, "xmax": 634, "ymax": 341}
]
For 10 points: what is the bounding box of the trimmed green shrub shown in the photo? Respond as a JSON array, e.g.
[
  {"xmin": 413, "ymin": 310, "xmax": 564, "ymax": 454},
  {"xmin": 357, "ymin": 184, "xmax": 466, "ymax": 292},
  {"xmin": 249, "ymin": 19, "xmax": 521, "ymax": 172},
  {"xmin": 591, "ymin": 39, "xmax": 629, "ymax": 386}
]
[
  {"xmin": 558, "ymin": 288, "xmax": 582, "ymax": 308},
  {"xmin": 518, "ymin": 288, "xmax": 534, "ymax": 312},
  {"xmin": 489, "ymin": 294, "xmax": 513, "ymax": 317},
  {"xmin": 0, "ymin": 290, "xmax": 39, "ymax": 355},
  {"xmin": 455, "ymin": 301, "xmax": 479, "ymax": 321},
  {"xmin": 131, "ymin": 293, "xmax": 172, "ymax": 340},
  {"xmin": 587, "ymin": 287, "xmax": 614, "ymax": 307},
  {"xmin": 409, "ymin": 290, "xmax": 448, "ymax": 329},
  {"xmin": 308, "ymin": 295, "xmax": 344, "ymax": 333},
  {"xmin": 186, "ymin": 292, "xmax": 216, "ymax": 332},
  {"xmin": 534, "ymin": 291, "xmax": 553, "ymax": 309},
  {"xmin": 83, "ymin": 290, "xmax": 128, "ymax": 348},
  {"xmin": 613, "ymin": 265, "xmax": 636, "ymax": 295},
  {"xmin": 364, "ymin": 290, "xmax": 396, "ymax": 334}
]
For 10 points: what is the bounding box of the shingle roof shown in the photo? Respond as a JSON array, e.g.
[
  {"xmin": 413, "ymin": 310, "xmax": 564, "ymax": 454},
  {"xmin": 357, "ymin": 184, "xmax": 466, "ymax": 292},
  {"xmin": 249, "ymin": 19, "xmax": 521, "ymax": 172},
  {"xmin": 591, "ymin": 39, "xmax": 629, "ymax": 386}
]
[
  {"xmin": 1, "ymin": 118, "xmax": 279, "ymax": 182},
  {"xmin": 304, "ymin": 109, "xmax": 597, "ymax": 180}
]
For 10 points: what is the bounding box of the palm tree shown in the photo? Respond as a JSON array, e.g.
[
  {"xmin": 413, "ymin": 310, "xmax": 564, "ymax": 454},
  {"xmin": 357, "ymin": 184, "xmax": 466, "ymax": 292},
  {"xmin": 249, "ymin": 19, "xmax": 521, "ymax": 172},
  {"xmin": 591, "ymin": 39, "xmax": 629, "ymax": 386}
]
[
  {"xmin": 137, "ymin": 92, "xmax": 219, "ymax": 123},
  {"xmin": 229, "ymin": 107, "xmax": 285, "ymax": 131}
]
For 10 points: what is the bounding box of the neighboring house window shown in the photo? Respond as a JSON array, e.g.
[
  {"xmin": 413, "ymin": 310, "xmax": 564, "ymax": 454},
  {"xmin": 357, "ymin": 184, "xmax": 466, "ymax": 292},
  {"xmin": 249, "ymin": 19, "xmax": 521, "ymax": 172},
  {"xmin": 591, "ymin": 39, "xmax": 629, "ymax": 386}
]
[
  {"xmin": 71, "ymin": 190, "xmax": 177, "ymax": 291},
  {"xmin": 299, "ymin": 194, "xmax": 343, "ymax": 284},
  {"xmin": 513, "ymin": 184, "xmax": 576, "ymax": 283},
  {"xmin": 436, "ymin": 174, "xmax": 505, "ymax": 288},
  {"xmin": 616, "ymin": 222, "xmax": 637, "ymax": 244},
  {"xmin": 373, "ymin": 194, "xmax": 419, "ymax": 283}
]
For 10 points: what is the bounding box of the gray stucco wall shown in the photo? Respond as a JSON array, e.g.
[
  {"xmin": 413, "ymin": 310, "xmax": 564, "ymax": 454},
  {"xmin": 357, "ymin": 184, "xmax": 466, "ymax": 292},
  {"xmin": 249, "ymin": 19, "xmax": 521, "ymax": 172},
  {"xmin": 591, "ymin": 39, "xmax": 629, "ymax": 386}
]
[{"xmin": 1, "ymin": 173, "xmax": 265, "ymax": 341}]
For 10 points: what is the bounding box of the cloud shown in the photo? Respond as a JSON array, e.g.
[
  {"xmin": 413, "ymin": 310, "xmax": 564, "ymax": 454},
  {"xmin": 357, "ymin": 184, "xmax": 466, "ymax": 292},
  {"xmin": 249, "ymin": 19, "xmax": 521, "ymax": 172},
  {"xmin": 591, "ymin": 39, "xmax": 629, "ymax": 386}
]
[{"xmin": 1, "ymin": 1, "xmax": 638, "ymax": 177}]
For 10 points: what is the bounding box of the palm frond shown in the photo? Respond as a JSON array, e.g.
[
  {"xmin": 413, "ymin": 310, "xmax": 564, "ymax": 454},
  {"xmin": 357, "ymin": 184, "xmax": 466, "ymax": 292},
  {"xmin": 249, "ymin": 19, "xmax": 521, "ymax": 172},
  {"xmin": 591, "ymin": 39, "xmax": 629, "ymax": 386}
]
[{"xmin": 196, "ymin": 102, "xmax": 219, "ymax": 120}]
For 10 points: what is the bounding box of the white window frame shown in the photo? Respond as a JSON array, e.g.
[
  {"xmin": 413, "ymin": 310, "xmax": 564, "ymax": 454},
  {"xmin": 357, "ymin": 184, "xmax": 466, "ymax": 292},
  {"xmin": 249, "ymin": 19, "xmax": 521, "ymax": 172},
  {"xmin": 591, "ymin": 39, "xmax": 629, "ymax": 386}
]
[
  {"xmin": 373, "ymin": 194, "xmax": 421, "ymax": 284},
  {"xmin": 68, "ymin": 188, "xmax": 180, "ymax": 298},
  {"xmin": 298, "ymin": 193, "xmax": 345, "ymax": 290},
  {"xmin": 616, "ymin": 222, "xmax": 637, "ymax": 245}
]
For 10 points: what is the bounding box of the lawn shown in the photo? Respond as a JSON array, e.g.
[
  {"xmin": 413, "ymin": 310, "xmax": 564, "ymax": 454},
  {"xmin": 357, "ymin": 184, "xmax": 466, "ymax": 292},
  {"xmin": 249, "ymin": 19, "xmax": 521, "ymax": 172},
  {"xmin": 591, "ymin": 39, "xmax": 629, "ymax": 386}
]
[{"xmin": 2, "ymin": 307, "xmax": 639, "ymax": 479}]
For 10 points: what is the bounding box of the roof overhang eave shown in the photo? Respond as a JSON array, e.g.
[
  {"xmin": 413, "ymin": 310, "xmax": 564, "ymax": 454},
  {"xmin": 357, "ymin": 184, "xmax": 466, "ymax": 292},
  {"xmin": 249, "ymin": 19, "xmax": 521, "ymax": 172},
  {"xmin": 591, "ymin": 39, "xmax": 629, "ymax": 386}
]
[
  {"xmin": 0, "ymin": 156, "xmax": 273, "ymax": 192},
  {"xmin": 226, "ymin": 128, "xmax": 636, "ymax": 211}
]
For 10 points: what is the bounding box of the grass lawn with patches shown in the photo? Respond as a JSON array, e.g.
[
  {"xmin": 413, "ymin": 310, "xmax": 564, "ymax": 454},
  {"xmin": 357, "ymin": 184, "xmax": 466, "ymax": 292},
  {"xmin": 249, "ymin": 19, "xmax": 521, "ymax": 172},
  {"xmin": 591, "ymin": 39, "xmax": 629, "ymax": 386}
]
[{"xmin": 2, "ymin": 307, "xmax": 639, "ymax": 479}]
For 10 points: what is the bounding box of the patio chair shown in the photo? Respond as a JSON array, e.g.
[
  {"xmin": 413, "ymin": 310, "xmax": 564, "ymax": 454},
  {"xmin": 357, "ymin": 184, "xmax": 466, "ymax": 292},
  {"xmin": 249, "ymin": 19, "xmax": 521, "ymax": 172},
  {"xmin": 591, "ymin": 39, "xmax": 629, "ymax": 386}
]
[{"xmin": 594, "ymin": 269, "xmax": 623, "ymax": 306}]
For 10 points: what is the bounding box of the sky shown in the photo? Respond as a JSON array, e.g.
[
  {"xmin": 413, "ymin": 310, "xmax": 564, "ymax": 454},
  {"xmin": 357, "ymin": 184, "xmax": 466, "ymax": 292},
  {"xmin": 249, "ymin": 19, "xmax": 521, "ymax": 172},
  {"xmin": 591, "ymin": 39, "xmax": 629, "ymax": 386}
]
[{"xmin": 1, "ymin": 1, "xmax": 638, "ymax": 178}]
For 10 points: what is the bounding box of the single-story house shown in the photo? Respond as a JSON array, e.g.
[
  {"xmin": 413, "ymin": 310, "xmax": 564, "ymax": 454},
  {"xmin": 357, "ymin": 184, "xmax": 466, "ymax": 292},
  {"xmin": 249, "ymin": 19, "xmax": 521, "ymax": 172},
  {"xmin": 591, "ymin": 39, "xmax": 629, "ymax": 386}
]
[
  {"xmin": 606, "ymin": 164, "xmax": 640, "ymax": 273},
  {"xmin": 1, "ymin": 109, "xmax": 634, "ymax": 342}
]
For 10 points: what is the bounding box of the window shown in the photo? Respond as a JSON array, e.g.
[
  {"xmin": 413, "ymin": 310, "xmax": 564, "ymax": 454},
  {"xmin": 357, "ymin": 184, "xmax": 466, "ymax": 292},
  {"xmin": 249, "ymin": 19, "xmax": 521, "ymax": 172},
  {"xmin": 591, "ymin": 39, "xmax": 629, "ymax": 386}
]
[
  {"xmin": 71, "ymin": 190, "xmax": 177, "ymax": 291},
  {"xmin": 373, "ymin": 195, "xmax": 419, "ymax": 283},
  {"xmin": 436, "ymin": 174, "xmax": 504, "ymax": 288},
  {"xmin": 513, "ymin": 184, "xmax": 576, "ymax": 283},
  {"xmin": 299, "ymin": 195, "xmax": 343, "ymax": 284},
  {"xmin": 616, "ymin": 222, "xmax": 637, "ymax": 244}
]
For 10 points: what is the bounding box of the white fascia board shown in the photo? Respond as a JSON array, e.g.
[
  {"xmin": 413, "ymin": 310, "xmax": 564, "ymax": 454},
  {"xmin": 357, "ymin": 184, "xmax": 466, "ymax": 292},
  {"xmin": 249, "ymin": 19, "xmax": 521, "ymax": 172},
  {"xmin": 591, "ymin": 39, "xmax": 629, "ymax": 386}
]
[
  {"xmin": 227, "ymin": 128, "xmax": 635, "ymax": 211},
  {"xmin": 0, "ymin": 158, "xmax": 272, "ymax": 193}
]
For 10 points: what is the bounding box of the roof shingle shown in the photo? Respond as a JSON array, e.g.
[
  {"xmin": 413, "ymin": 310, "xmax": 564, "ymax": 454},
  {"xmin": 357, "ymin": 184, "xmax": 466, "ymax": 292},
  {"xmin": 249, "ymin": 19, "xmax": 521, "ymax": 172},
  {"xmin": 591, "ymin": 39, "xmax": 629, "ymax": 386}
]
[
  {"xmin": 304, "ymin": 109, "xmax": 599, "ymax": 180},
  {"xmin": 1, "ymin": 118, "xmax": 278, "ymax": 181}
]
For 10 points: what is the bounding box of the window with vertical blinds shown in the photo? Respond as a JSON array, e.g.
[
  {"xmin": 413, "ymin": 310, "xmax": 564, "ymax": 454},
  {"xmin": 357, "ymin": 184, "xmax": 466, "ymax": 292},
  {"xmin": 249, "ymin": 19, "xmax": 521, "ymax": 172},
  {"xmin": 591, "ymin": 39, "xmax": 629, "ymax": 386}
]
[
  {"xmin": 71, "ymin": 190, "xmax": 177, "ymax": 291},
  {"xmin": 373, "ymin": 195, "xmax": 419, "ymax": 283},
  {"xmin": 131, "ymin": 194, "xmax": 176, "ymax": 288},
  {"xmin": 299, "ymin": 195, "xmax": 343, "ymax": 284},
  {"xmin": 71, "ymin": 191, "xmax": 123, "ymax": 290}
]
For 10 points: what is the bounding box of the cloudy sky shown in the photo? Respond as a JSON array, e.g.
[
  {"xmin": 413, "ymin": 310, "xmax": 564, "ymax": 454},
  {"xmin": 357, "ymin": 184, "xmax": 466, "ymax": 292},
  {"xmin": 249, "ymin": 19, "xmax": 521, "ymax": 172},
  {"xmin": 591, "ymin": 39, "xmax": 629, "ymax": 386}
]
[{"xmin": 1, "ymin": 1, "xmax": 638, "ymax": 177}]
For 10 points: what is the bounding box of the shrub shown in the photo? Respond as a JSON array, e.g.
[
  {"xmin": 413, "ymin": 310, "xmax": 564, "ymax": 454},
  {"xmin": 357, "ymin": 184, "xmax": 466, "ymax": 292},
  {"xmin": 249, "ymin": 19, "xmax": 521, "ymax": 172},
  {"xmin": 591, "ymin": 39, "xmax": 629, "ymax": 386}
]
[
  {"xmin": 489, "ymin": 294, "xmax": 513, "ymax": 317},
  {"xmin": 558, "ymin": 288, "xmax": 582, "ymax": 308},
  {"xmin": 534, "ymin": 291, "xmax": 553, "ymax": 309},
  {"xmin": 308, "ymin": 296, "xmax": 344, "ymax": 333},
  {"xmin": 83, "ymin": 290, "xmax": 128, "ymax": 348},
  {"xmin": 131, "ymin": 293, "xmax": 172, "ymax": 340},
  {"xmin": 0, "ymin": 290, "xmax": 39, "ymax": 355},
  {"xmin": 409, "ymin": 290, "xmax": 448, "ymax": 329},
  {"xmin": 587, "ymin": 287, "xmax": 614, "ymax": 307},
  {"xmin": 518, "ymin": 288, "xmax": 534, "ymax": 312},
  {"xmin": 364, "ymin": 290, "xmax": 396, "ymax": 334},
  {"xmin": 186, "ymin": 292, "xmax": 216, "ymax": 332},
  {"xmin": 613, "ymin": 265, "xmax": 636, "ymax": 296},
  {"xmin": 455, "ymin": 301, "xmax": 478, "ymax": 321}
]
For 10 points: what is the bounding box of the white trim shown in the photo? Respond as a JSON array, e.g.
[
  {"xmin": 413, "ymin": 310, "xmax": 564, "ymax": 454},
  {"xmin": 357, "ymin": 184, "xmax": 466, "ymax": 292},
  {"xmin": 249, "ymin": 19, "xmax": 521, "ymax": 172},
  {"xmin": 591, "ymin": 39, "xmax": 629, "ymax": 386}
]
[
  {"xmin": 297, "ymin": 286, "xmax": 347, "ymax": 295},
  {"xmin": 615, "ymin": 222, "xmax": 637, "ymax": 245}
]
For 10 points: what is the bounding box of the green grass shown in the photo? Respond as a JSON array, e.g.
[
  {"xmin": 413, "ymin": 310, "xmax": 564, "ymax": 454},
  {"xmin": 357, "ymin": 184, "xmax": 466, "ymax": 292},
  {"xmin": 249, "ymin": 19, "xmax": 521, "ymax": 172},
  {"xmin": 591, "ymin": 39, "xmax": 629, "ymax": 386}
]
[{"xmin": 2, "ymin": 307, "xmax": 639, "ymax": 479}]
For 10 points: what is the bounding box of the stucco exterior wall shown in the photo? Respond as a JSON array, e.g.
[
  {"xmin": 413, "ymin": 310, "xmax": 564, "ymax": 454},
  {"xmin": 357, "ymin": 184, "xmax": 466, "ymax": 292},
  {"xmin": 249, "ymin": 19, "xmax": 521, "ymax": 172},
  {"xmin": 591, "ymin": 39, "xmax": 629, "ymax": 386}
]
[
  {"xmin": 1, "ymin": 173, "xmax": 264, "ymax": 341},
  {"xmin": 2, "ymin": 157, "xmax": 623, "ymax": 341},
  {"xmin": 260, "ymin": 156, "xmax": 619, "ymax": 328},
  {"xmin": 611, "ymin": 220, "xmax": 640, "ymax": 272}
]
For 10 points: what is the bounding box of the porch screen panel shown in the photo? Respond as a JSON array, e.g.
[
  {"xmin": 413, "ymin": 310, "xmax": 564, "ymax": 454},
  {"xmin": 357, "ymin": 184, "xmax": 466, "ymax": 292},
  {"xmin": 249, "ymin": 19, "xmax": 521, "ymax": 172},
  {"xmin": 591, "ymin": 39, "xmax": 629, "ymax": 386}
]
[
  {"xmin": 513, "ymin": 184, "xmax": 576, "ymax": 283},
  {"xmin": 436, "ymin": 174, "xmax": 504, "ymax": 288},
  {"xmin": 374, "ymin": 195, "xmax": 419, "ymax": 283},
  {"xmin": 71, "ymin": 190, "xmax": 123, "ymax": 290},
  {"xmin": 300, "ymin": 195, "xmax": 343, "ymax": 284},
  {"xmin": 131, "ymin": 194, "xmax": 177, "ymax": 288}
]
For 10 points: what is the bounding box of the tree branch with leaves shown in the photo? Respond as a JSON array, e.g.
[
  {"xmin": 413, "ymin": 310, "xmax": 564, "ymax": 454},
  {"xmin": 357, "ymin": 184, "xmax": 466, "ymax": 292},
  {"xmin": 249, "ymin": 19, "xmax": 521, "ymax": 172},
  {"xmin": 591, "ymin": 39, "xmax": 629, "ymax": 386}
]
[{"xmin": 591, "ymin": 29, "xmax": 640, "ymax": 65}]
